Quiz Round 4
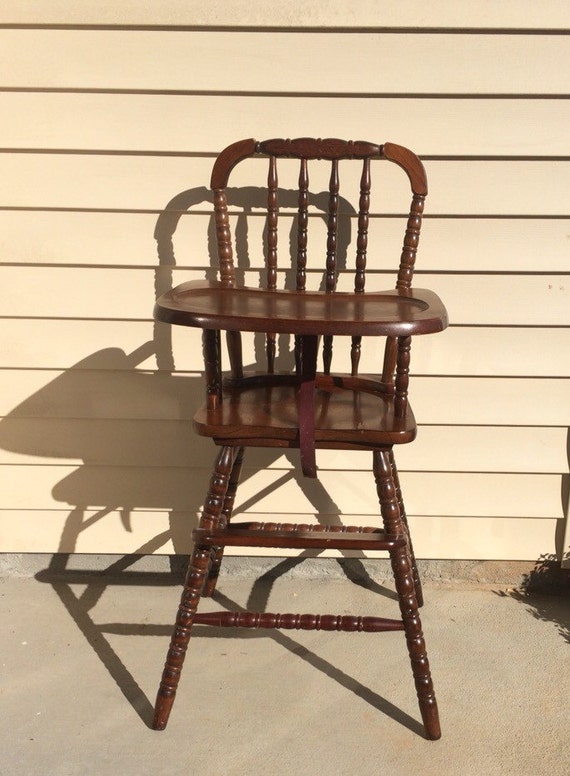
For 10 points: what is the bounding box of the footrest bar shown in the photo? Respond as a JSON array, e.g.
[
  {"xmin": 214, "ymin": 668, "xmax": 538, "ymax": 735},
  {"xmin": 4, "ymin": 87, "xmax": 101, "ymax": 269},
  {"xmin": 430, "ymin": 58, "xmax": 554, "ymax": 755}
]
[
  {"xmin": 193, "ymin": 525, "xmax": 405, "ymax": 551},
  {"xmin": 193, "ymin": 611, "xmax": 404, "ymax": 632}
]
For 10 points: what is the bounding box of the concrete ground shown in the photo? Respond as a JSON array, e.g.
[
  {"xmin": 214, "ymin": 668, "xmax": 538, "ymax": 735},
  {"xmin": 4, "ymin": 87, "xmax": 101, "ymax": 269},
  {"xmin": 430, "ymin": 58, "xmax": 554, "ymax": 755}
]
[{"xmin": 1, "ymin": 555, "xmax": 569, "ymax": 776}]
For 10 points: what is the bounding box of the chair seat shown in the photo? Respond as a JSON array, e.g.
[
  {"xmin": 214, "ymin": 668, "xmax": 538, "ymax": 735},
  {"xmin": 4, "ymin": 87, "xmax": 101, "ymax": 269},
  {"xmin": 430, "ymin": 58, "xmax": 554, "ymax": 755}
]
[
  {"xmin": 155, "ymin": 279, "xmax": 448, "ymax": 337},
  {"xmin": 193, "ymin": 373, "xmax": 417, "ymax": 448}
]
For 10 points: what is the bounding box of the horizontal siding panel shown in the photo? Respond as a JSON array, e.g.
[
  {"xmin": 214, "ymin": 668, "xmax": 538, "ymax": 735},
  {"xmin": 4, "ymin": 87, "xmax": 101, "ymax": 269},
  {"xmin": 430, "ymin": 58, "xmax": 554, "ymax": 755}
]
[
  {"xmin": 0, "ymin": 464, "xmax": 563, "ymax": 518},
  {"xmin": 405, "ymin": 327, "xmax": 570, "ymax": 378},
  {"xmin": 0, "ymin": 321, "xmax": 165, "ymax": 370},
  {"xmin": 3, "ymin": 94, "xmax": 570, "ymax": 156},
  {"xmin": 2, "ymin": 1, "xmax": 569, "ymax": 28},
  {"xmin": 0, "ymin": 419, "xmax": 566, "ymax": 473},
  {"xmin": 0, "ymin": 508, "xmax": 192, "ymax": 555},
  {"xmin": 0, "ymin": 509, "xmax": 558, "ymax": 560},
  {"xmin": 1, "ymin": 266, "xmax": 568, "ymax": 325},
  {"xmin": 2, "ymin": 320, "xmax": 569, "ymax": 377},
  {"xmin": 425, "ymin": 275, "xmax": 569, "ymax": 326},
  {"xmin": 0, "ymin": 369, "xmax": 204, "ymax": 422},
  {"xmin": 418, "ymin": 219, "xmax": 570, "ymax": 273},
  {"xmin": 1, "ymin": 155, "xmax": 568, "ymax": 215},
  {"xmin": 1, "ymin": 370, "xmax": 568, "ymax": 425},
  {"xmin": 429, "ymin": 162, "xmax": 570, "ymax": 216},
  {"xmin": 0, "ymin": 211, "xmax": 161, "ymax": 266},
  {"xmin": 236, "ymin": 470, "xmax": 565, "ymax": 519},
  {"xmin": 2, "ymin": 211, "xmax": 569, "ymax": 274},
  {"xmin": 221, "ymin": 327, "xmax": 570, "ymax": 376},
  {"xmin": 407, "ymin": 515, "xmax": 559, "ymax": 561},
  {"xmin": 328, "ymin": 428, "xmax": 570, "ymax": 474},
  {"xmin": 1, "ymin": 31, "xmax": 569, "ymax": 93},
  {"xmin": 412, "ymin": 377, "xmax": 570, "ymax": 426},
  {"xmin": 0, "ymin": 11, "xmax": 567, "ymax": 563}
]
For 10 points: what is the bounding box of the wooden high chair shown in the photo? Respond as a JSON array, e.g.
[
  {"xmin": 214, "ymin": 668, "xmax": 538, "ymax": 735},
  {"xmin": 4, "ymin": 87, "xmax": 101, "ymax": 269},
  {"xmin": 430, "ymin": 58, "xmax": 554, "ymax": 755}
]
[{"xmin": 152, "ymin": 138, "xmax": 448, "ymax": 739}]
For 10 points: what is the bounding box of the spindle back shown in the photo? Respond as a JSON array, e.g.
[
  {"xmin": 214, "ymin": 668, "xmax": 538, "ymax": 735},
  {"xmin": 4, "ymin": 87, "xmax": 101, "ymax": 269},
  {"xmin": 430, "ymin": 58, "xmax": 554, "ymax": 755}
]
[{"xmin": 210, "ymin": 137, "xmax": 428, "ymax": 376}]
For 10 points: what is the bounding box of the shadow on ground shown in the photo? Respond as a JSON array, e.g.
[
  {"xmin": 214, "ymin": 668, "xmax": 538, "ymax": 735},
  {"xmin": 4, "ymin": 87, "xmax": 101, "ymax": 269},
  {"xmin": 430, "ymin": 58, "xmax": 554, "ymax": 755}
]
[
  {"xmin": 35, "ymin": 554, "xmax": 415, "ymax": 733},
  {"xmin": 498, "ymin": 552, "xmax": 570, "ymax": 644}
]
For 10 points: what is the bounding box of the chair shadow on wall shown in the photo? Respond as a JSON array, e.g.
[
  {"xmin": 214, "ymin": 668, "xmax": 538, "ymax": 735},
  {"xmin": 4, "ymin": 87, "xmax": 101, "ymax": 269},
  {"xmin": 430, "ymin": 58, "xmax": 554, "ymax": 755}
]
[{"xmin": 0, "ymin": 184, "xmax": 419, "ymax": 730}]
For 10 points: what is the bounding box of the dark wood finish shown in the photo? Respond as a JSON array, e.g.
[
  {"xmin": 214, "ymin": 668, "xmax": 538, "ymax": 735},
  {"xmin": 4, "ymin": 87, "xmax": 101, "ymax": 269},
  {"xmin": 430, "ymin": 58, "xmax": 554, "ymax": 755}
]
[
  {"xmin": 325, "ymin": 158, "xmax": 339, "ymax": 292},
  {"xmin": 213, "ymin": 188, "xmax": 235, "ymax": 287},
  {"xmin": 383, "ymin": 141, "xmax": 428, "ymax": 195},
  {"xmin": 322, "ymin": 157, "xmax": 339, "ymax": 374},
  {"xmin": 374, "ymin": 449, "xmax": 440, "ymax": 740},
  {"xmin": 395, "ymin": 335, "xmax": 412, "ymax": 418},
  {"xmin": 154, "ymin": 282, "xmax": 447, "ymax": 337},
  {"xmin": 350, "ymin": 157, "xmax": 372, "ymax": 376},
  {"xmin": 210, "ymin": 137, "xmax": 257, "ymax": 190},
  {"xmin": 355, "ymin": 157, "xmax": 371, "ymax": 293},
  {"xmin": 202, "ymin": 329, "xmax": 222, "ymax": 411},
  {"xmin": 297, "ymin": 334, "xmax": 318, "ymax": 477},
  {"xmin": 153, "ymin": 446, "xmax": 235, "ymax": 731},
  {"xmin": 389, "ymin": 449, "xmax": 424, "ymax": 608},
  {"xmin": 202, "ymin": 446, "xmax": 245, "ymax": 597},
  {"xmin": 193, "ymin": 611, "xmax": 404, "ymax": 632},
  {"xmin": 397, "ymin": 193, "xmax": 425, "ymax": 290},
  {"xmin": 257, "ymin": 137, "xmax": 382, "ymax": 161},
  {"xmin": 225, "ymin": 329, "xmax": 243, "ymax": 380},
  {"xmin": 266, "ymin": 154, "xmax": 278, "ymax": 373},
  {"xmin": 193, "ymin": 525, "xmax": 405, "ymax": 551},
  {"xmin": 297, "ymin": 157, "xmax": 309, "ymax": 291},
  {"xmin": 152, "ymin": 137, "xmax": 447, "ymax": 740},
  {"xmin": 193, "ymin": 375, "xmax": 417, "ymax": 447}
]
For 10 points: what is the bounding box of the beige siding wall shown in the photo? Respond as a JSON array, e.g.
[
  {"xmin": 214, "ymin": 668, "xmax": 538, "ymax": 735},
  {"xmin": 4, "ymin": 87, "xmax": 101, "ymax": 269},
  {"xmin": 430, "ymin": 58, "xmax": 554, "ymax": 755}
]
[{"xmin": 0, "ymin": 3, "xmax": 568, "ymax": 564}]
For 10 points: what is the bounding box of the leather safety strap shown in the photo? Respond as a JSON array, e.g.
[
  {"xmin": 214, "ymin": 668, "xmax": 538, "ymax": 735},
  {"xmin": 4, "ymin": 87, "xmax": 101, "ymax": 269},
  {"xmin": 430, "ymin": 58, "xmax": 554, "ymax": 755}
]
[{"xmin": 297, "ymin": 335, "xmax": 318, "ymax": 478}]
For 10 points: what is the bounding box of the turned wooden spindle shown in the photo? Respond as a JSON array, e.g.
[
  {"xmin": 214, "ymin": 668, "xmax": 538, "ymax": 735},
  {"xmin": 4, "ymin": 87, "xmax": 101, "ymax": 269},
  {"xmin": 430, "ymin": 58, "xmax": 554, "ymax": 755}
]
[
  {"xmin": 213, "ymin": 188, "xmax": 235, "ymax": 287},
  {"xmin": 226, "ymin": 330, "xmax": 243, "ymax": 380},
  {"xmin": 244, "ymin": 521, "xmax": 380, "ymax": 533},
  {"xmin": 203, "ymin": 329, "xmax": 222, "ymax": 410},
  {"xmin": 153, "ymin": 447, "xmax": 236, "ymax": 731},
  {"xmin": 323, "ymin": 334, "xmax": 334, "ymax": 375},
  {"xmin": 351, "ymin": 158, "xmax": 372, "ymax": 375},
  {"xmin": 397, "ymin": 193, "xmax": 425, "ymax": 291},
  {"xmin": 323, "ymin": 159, "xmax": 339, "ymax": 374},
  {"xmin": 350, "ymin": 335, "xmax": 361, "ymax": 378},
  {"xmin": 297, "ymin": 158, "xmax": 309, "ymax": 291},
  {"xmin": 203, "ymin": 446, "xmax": 245, "ymax": 597},
  {"xmin": 152, "ymin": 545, "xmax": 212, "ymax": 731},
  {"xmin": 381, "ymin": 336, "xmax": 397, "ymax": 387},
  {"xmin": 193, "ymin": 611, "xmax": 404, "ymax": 632},
  {"xmin": 389, "ymin": 449, "xmax": 424, "ymax": 607},
  {"xmin": 355, "ymin": 157, "xmax": 371, "ymax": 293},
  {"xmin": 395, "ymin": 335, "xmax": 411, "ymax": 418},
  {"xmin": 294, "ymin": 158, "xmax": 310, "ymax": 375},
  {"xmin": 325, "ymin": 159, "xmax": 339, "ymax": 292},
  {"xmin": 266, "ymin": 155, "xmax": 278, "ymax": 372},
  {"xmin": 373, "ymin": 449, "xmax": 440, "ymax": 740}
]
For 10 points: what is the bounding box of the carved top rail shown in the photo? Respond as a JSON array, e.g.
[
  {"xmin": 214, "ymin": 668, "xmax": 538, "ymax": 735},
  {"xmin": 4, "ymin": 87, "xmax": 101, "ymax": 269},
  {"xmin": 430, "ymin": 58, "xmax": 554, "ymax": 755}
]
[
  {"xmin": 257, "ymin": 137, "xmax": 382, "ymax": 160},
  {"xmin": 210, "ymin": 137, "xmax": 427, "ymax": 196}
]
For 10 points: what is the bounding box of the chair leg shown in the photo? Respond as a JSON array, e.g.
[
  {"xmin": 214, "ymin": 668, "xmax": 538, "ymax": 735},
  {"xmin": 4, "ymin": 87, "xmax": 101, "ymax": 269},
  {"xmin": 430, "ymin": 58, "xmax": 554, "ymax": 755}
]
[
  {"xmin": 152, "ymin": 446, "xmax": 235, "ymax": 731},
  {"xmin": 389, "ymin": 450, "xmax": 424, "ymax": 607},
  {"xmin": 203, "ymin": 446, "xmax": 245, "ymax": 597},
  {"xmin": 373, "ymin": 450, "xmax": 441, "ymax": 741}
]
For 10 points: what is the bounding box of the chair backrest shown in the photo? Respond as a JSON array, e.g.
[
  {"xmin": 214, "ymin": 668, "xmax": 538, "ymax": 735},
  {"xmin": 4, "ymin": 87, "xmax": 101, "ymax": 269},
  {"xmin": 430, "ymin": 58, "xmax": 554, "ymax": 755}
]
[{"xmin": 209, "ymin": 137, "xmax": 428, "ymax": 379}]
